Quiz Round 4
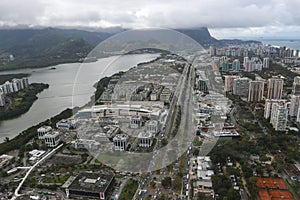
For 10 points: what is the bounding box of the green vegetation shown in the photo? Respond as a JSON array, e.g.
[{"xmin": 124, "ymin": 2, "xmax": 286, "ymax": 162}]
[
  {"xmin": 0, "ymin": 28, "xmax": 112, "ymax": 71},
  {"xmin": 118, "ymin": 178, "xmax": 138, "ymax": 200},
  {"xmin": 0, "ymin": 83, "xmax": 49, "ymax": 121},
  {"xmin": 212, "ymin": 174, "xmax": 241, "ymax": 200},
  {"xmin": 0, "ymin": 108, "xmax": 74, "ymax": 154},
  {"xmin": 161, "ymin": 176, "xmax": 172, "ymax": 188}
]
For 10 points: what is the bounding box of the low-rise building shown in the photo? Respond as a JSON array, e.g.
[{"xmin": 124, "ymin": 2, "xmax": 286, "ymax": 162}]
[
  {"xmin": 44, "ymin": 131, "xmax": 60, "ymax": 147},
  {"xmin": 190, "ymin": 156, "xmax": 214, "ymax": 197},
  {"xmin": 73, "ymin": 139, "xmax": 100, "ymax": 150},
  {"xmin": 64, "ymin": 172, "xmax": 115, "ymax": 200},
  {"xmin": 56, "ymin": 119, "xmax": 77, "ymax": 130}
]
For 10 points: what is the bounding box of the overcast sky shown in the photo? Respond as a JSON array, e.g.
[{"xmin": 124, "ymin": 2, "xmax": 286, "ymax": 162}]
[{"xmin": 1, "ymin": 0, "xmax": 300, "ymax": 38}]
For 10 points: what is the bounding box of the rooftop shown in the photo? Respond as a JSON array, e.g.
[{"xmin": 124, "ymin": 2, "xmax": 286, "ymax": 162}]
[{"xmin": 67, "ymin": 172, "xmax": 114, "ymax": 194}]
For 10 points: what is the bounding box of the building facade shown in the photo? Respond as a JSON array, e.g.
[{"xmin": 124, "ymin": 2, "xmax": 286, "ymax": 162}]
[
  {"xmin": 267, "ymin": 78, "xmax": 283, "ymax": 99},
  {"xmin": 270, "ymin": 103, "xmax": 288, "ymax": 131},
  {"xmin": 224, "ymin": 75, "xmax": 240, "ymax": 92},
  {"xmin": 113, "ymin": 134, "xmax": 128, "ymax": 151},
  {"xmin": 232, "ymin": 77, "xmax": 250, "ymax": 97},
  {"xmin": 248, "ymin": 81, "xmax": 264, "ymax": 102}
]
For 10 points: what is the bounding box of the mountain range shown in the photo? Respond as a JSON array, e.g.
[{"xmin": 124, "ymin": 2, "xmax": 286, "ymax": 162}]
[{"xmin": 0, "ymin": 27, "xmax": 260, "ymax": 70}]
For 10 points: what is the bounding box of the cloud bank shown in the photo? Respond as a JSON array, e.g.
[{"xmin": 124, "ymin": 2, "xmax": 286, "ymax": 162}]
[{"xmin": 1, "ymin": 0, "xmax": 300, "ymax": 37}]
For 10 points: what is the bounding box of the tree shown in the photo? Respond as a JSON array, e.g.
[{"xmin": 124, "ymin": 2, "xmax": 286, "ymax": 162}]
[{"xmin": 161, "ymin": 176, "xmax": 172, "ymax": 188}]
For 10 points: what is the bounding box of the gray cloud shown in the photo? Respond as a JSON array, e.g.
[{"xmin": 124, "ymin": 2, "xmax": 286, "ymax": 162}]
[{"xmin": 1, "ymin": 0, "xmax": 300, "ymax": 37}]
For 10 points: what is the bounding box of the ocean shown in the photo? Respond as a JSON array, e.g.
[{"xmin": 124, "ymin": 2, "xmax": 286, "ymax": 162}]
[{"xmin": 260, "ymin": 39, "xmax": 300, "ymax": 50}]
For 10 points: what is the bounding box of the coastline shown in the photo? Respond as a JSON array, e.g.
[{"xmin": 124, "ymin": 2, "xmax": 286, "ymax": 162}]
[
  {"xmin": 0, "ymin": 83, "xmax": 49, "ymax": 122},
  {"xmin": 0, "ymin": 53, "xmax": 160, "ymax": 151}
]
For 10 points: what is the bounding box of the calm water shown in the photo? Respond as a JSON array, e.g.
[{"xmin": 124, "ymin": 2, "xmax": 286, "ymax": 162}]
[
  {"xmin": 0, "ymin": 54, "xmax": 159, "ymax": 142},
  {"xmin": 261, "ymin": 39, "xmax": 300, "ymax": 51}
]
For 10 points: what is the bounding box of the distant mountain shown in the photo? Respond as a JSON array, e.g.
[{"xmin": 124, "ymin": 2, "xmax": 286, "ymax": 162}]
[
  {"xmin": 0, "ymin": 27, "xmax": 261, "ymax": 70},
  {"xmin": 0, "ymin": 28, "xmax": 111, "ymax": 58},
  {"xmin": 177, "ymin": 27, "xmax": 261, "ymax": 47},
  {"xmin": 177, "ymin": 27, "xmax": 218, "ymax": 48}
]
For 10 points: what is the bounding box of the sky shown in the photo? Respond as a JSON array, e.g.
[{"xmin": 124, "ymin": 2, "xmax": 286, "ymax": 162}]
[{"xmin": 1, "ymin": 0, "xmax": 300, "ymax": 39}]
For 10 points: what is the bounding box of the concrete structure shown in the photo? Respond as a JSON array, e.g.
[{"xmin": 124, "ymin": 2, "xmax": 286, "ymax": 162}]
[
  {"xmin": 113, "ymin": 134, "xmax": 128, "ymax": 151},
  {"xmin": 292, "ymin": 76, "xmax": 300, "ymax": 95},
  {"xmin": 263, "ymin": 57, "xmax": 270, "ymax": 68},
  {"xmin": 221, "ymin": 60, "xmax": 229, "ymax": 72},
  {"xmin": 264, "ymin": 99, "xmax": 287, "ymax": 119},
  {"xmin": 270, "ymin": 102, "xmax": 288, "ymax": 131},
  {"xmin": 28, "ymin": 149, "xmax": 45, "ymax": 162},
  {"xmin": 248, "ymin": 81, "xmax": 264, "ymax": 102},
  {"xmin": 56, "ymin": 119, "xmax": 77, "ymax": 130},
  {"xmin": 224, "ymin": 75, "xmax": 240, "ymax": 92},
  {"xmin": 146, "ymin": 120, "xmax": 159, "ymax": 134},
  {"xmin": 138, "ymin": 132, "xmax": 153, "ymax": 148},
  {"xmin": 198, "ymin": 80, "xmax": 209, "ymax": 93},
  {"xmin": 289, "ymin": 95, "xmax": 300, "ymax": 117},
  {"xmin": 190, "ymin": 156, "xmax": 214, "ymax": 197},
  {"xmin": 232, "ymin": 77, "xmax": 250, "ymax": 97},
  {"xmin": 0, "ymin": 77, "xmax": 29, "ymax": 95},
  {"xmin": 0, "ymin": 89, "xmax": 5, "ymax": 107},
  {"xmin": 267, "ymin": 78, "xmax": 283, "ymax": 100},
  {"xmin": 44, "ymin": 131, "xmax": 60, "ymax": 147},
  {"xmin": 73, "ymin": 139, "xmax": 100, "ymax": 150},
  {"xmin": 64, "ymin": 172, "xmax": 115, "ymax": 200},
  {"xmin": 37, "ymin": 126, "xmax": 52, "ymax": 140},
  {"xmin": 244, "ymin": 57, "xmax": 262, "ymax": 72},
  {"xmin": 160, "ymin": 87, "xmax": 172, "ymax": 103},
  {"xmin": 232, "ymin": 59, "xmax": 241, "ymax": 71},
  {"xmin": 130, "ymin": 115, "xmax": 141, "ymax": 129}
]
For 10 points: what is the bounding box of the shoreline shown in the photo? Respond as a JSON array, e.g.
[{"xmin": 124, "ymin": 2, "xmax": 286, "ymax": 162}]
[
  {"xmin": 0, "ymin": 53, "xmax": 160, "ymax": 151},
  {"xmin": 0, "ymin": 83, "xmax": 49, "ymax": 122}
]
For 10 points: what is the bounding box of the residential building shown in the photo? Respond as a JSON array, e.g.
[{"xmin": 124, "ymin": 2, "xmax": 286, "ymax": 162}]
[
  {"xmin": 248, "ymin": 81, "xmax": 264, "ymax": 102},
  {"xmin": 263, "ymin": 57, "xmax": 270, "ymax": 68},
  {"xmin": 63, "ymin": 172, "xmax": 115, "ymax": 200},
  {"xmin": 198, "ymin": 80, "xmax": 209, "ymax": 93},
  {"xmin": 221, "ymin": 60, "xmax": 229, "ymax": 72},
  {"xmin": 270, "ymin": 102, "xmax": 288, "ymax": 131},
  {"xmin": 224, "ymin": 75, "xmax": 240, "ymax": 92},
  {"xmin": 113, "ymin": 134, "xmax": 128, "ymax": 151},
  {"xmin": 264, "ymin": 99, "xmax": 287, "ymax": 119},
  {"xmin": 44, "ymin": 131, "xmax": 60, "ymax": 147},
  {"xmin": 232, "ymin": 59, "xmax": 241, "ymax": 71},
  {"xmin": 292, "ymin": 76, "xmax": 300, "ymax": 95},
  {"xmin": 0, "ymin": 89, "xmax": 5, "ymax": 107},
  {"xmin": 232, "ymin": 77, "xmax": 250, "ymax": 97},
  {"xmin": 209, "ymin": 46, "xmax": 216, "ymax": 56},
  {"xmin": 289, "ymin": 95, "xmax": 300, "ymax": 117},
  {"xmin": 267, "ymin": 78, "xmax": 283, "ymax": 99}
]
